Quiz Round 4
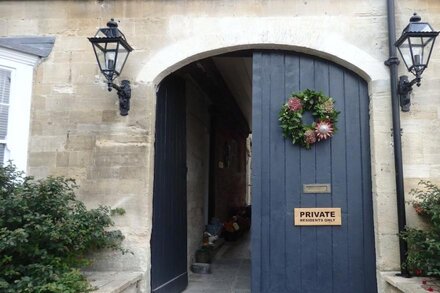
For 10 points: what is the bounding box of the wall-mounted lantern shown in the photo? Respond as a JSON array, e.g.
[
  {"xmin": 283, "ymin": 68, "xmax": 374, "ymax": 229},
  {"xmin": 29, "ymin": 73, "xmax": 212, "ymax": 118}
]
[
  {"xmin": 88, "ymin": 19, "xmax": 133, "ymax": 116},
  {"xmin": 395, "ymin": 13, "xmax": 439, "ymax": 112}
]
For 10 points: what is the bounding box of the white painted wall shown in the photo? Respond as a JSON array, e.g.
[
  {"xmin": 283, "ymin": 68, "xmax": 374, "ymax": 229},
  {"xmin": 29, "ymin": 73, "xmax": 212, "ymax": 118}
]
[{"xmin": 0, "ymin": 47, "xmax": 39, "ymax": 173}]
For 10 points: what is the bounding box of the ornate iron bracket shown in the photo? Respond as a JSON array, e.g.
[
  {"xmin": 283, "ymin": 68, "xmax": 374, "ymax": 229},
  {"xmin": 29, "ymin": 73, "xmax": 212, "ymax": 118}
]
[
  {"xmin": 398, "ymin": 75, "xmax": 421, "ymax": 112},
  {"xmin": 109, "ymin": 80, "xmax": 131, "ymax": 116}
]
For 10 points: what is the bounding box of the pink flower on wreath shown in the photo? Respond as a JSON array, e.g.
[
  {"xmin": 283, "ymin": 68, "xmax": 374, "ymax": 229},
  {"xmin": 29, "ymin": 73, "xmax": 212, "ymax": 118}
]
[
  {"xmin": 287, "ymin": 97, "xmax": 302, "ymax": 112},
  {"xmin": 304, "ymin": 129, "xmax": 316, "ymax": 144},
  {"xmin": 315, "ymin": 120, "xmax": 334, "ymax": 141}
]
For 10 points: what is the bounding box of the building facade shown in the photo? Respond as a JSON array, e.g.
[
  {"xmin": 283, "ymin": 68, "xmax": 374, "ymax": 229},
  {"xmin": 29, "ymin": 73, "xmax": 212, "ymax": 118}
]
[{"xmin": 1, "ymin": 1, "xmax": 440, "ymax": 292}]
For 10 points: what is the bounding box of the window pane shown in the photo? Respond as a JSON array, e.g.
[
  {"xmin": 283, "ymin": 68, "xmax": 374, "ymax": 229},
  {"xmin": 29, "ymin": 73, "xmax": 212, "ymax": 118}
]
[
  {"xmin": 0, "ymin": 68, "xmax": 10, "ymax": 140},
  {"xmin": 0, "ymin": 143, "xmax": 5, "ymax": 165},
  {"xmin": 0, "ymin": 104, "xmax": 8, "ymax": 139},
  {"xmin": 0, "ymin": 68, "xmax": 11, "ymax": 104}
]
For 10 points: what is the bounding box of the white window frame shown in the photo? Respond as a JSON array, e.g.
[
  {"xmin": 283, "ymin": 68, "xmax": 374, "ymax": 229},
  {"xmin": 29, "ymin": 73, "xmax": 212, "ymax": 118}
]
[{"xmin": 0, "ymin": 47, "xmax": 39, "ymax": 173}]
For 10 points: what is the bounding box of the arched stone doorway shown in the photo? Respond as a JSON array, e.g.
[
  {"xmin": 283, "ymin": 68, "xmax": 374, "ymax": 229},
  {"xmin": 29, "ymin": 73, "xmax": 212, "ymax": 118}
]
[{"xmin": 152, "ymin": 46, "xmax": 375, "ymax": 292}]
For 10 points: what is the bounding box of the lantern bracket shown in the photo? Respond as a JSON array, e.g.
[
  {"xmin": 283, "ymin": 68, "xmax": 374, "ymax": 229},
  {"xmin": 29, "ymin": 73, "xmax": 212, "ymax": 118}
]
[
  {"xmin": 109, "ymin": 80, "xmax": 131, "ymax": 116},
  {"xmin": 398, "ymin": 75, "xmax": 421, "ymax": 112}
]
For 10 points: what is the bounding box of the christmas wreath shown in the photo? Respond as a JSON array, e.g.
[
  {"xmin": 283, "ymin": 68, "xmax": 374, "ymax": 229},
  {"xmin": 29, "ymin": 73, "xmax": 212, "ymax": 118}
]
[{"xmin": 279, "ymin": 89, "xmax": 340, "ymax": 149}]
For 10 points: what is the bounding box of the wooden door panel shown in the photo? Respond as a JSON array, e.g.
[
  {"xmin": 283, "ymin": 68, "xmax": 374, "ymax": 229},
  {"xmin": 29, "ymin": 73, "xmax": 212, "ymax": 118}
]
[
  {"xmin": 151, "ymin": 76, "xmax": 187, "ymax": 293},
  {"xmin": 252, "ymin": 51, "xmax": 377, "ymax": 293}
]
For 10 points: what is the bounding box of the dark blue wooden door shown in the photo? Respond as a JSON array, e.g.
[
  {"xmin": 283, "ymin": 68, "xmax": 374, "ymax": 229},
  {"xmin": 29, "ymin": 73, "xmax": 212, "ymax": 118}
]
[
  {"xmin": 151, "ymin": 76, "xmax": 188, "ymax": 293},
  {"xmin": 251, "ymin": 51, "xmax": 377, "ymax": 293}
]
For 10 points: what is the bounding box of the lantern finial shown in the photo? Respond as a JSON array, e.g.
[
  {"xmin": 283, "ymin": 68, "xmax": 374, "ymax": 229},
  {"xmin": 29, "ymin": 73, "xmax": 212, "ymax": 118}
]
[
  {"xmin": 107, "ymin": 18, "xmax": 118, "ymax": 28},
  {"xmin": 410, "ymin": 13, "xmax": 421, "ymax": 23}
]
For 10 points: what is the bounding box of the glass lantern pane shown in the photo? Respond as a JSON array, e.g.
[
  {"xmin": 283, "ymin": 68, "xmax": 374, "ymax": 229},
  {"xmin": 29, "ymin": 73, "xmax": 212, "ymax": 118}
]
[
  {"xmin": 94, "ymin": 44, "xmax": 106, "ymax": 71},
  {"xmin": 411, "ymin": 23, "xmax": 434, "ymax": 33},
  {"xmin": 422, "ymin": 37, "xmax": 435, "ymax": 65},
  {"xmin": 115, "ymin": 46, "xmax": 129, "ymax": 75},
  {"xmin": 105, "ymin": 51, "xmax": 116, "ymax": 71},
  {"xmin": 95, "ymin": 30, "xmax": 108, "ymax": 38},
  {"xmin": 397, "ymin": 38, "xmax": 413, "ymax": 71},
  {"xmin": 95, "ymin": 27, "xmax": 118, "ymax": 38},
  {"xmin": 103, "ymin": 42, "xmax": 118, "ymax": 67},
  {"xmin": 409, "ymin": 36, "xmax": 436, "ymax": 75},
  {"xmin": 408, "ymin": 37, "xmax": 424, "ymax": 74},
  {"xmin": 104, "ymin": 41, "xmax": 118, "ymax": 51},
  {"xmin": 410, "ymin": 43, "xmax": 423, "ymax": 64},
  {"xmin": 95, "ymin": 50, "xmax": 111, "ymax": 80}
]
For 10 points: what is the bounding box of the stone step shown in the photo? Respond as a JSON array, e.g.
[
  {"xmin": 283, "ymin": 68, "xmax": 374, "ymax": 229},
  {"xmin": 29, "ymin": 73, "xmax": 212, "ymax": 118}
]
[
  {"xmin": 381, "ymin": 271, "xmax": 440, "ymax": 293},
  {"xmin": 84, "ymin": 271, "xmax": 143, "ymax": 293}
]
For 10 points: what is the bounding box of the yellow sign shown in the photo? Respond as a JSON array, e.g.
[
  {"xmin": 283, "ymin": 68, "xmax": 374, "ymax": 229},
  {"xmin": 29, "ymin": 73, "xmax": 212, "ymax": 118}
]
[{"xmin": 294, "ymin": 208, "xmax": 342, "ymax": 226}]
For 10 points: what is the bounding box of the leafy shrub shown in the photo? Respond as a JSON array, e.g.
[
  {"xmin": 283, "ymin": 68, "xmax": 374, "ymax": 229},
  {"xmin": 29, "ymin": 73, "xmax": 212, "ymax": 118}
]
[
  {"xmin": 0, "ymin": 164, "xmax": 126, "ymax": 292},
  {"xmin": 401, "ymin": 180, "xmax": 440, "ymax": 277}
]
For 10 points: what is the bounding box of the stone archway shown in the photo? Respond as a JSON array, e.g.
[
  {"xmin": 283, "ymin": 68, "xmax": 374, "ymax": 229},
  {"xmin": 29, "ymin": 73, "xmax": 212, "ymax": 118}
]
[
  {"xmin": 137, "ymin": 24, "xmax": 388, "ymax": 86},
  {"xmin": 137, "ymin": 24, "xmax": 396, "ymax": 291}
]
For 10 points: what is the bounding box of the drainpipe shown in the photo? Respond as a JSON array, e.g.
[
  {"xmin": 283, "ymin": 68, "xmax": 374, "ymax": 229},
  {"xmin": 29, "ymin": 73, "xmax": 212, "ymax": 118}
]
[{"xmin": 384, "ymin": 0, "xmax": 410, "ymax": 277}]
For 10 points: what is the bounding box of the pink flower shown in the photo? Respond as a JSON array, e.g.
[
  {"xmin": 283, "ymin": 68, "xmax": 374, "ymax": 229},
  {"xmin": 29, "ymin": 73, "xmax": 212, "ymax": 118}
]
[
  {"xmin": 287, "ymin": 97, "xmax": 302, "ymax": 112},
  {"xmin": 315, "ymin": 120, "xmax": 334, "ymax": 141}
]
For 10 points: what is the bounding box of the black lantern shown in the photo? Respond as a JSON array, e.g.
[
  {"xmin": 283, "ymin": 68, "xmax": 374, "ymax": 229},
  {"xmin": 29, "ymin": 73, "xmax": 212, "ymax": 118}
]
[
  {"xmin": 395, "ymin": 13, "xmax": 439, "ymax": 112},
  {"xmin": 89, "ymin": 19, "xmax": 133, "ymax": 116}
]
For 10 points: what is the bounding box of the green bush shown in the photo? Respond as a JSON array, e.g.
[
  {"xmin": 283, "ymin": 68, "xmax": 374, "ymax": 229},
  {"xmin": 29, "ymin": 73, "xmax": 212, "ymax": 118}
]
[
  {"xmin": 401, "ymin": 180, "xmax": 440, "ymax": 277},
  {"xmin": 0, "ymin": 164, "xmax": 126, "ymax": 292}
]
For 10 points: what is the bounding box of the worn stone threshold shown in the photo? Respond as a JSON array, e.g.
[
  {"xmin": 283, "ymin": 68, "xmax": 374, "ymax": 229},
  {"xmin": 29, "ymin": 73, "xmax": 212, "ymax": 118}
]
[
  {"xmin": 83, "ymin": 271, "xmax": 143, "ymax": 293},
  {"xmin": 382, "ymin": 271, "xmax": 439, "ymax": 293}
]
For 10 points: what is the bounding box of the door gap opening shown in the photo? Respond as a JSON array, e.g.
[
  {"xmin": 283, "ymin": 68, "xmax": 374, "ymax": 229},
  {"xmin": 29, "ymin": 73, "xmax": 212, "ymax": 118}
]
[{"xmin": 180, "ymin": 53, "xmax": 253, "ymax": 292}]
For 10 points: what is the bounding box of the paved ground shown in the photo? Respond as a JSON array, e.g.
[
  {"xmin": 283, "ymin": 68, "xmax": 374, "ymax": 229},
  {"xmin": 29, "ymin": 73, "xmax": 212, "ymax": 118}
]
[{"xmin": 183, "ymin": 232, "xmax": 251, "ymax": 293}]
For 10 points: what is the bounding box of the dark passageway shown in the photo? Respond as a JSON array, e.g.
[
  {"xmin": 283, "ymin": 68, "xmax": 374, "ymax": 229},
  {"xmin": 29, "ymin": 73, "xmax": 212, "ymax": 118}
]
[{"xmin": 184, "ymin": 233, "xmax": 251, "ymax": 293}]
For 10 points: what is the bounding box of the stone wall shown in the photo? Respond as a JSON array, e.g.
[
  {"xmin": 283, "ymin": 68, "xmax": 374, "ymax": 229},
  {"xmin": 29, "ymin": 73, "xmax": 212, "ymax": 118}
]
[
  {"xmin": 186, "ymin": 78, "xmax": 210, "ymax": 268},
  {"xmin": 1, "ymin": 0, "xmax": 440, "ymax": 291},
  {"xmin": 214, "ymin": 128, "xmax": 248, "ymax": 222}
]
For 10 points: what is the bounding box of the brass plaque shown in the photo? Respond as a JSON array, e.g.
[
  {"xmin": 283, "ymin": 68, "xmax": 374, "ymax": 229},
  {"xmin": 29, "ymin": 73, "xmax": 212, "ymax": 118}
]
[
  {"xmin": 294, "ymin": 208, "xmax": 342, "ymax": 226},
  {"xmin": 303, "ymin": 184, "xmax": 331, "ymax": 194}
]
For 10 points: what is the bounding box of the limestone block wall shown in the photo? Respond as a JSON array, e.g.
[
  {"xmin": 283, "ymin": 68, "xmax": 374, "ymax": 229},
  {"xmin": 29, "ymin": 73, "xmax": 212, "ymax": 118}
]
[
  {"xmin": 396, "ymin": 1, "xmax": 440, "ymax": 227},
  {"xmin": 0, "ymin": 0, "xmax": 440, "ymax": 291},
  {"xmin": 186, "ymin": 78, "xmax": 210, "ymax": 268},
  {"xmin": 213, "ymin": 128, "xmax": 247, "ymax": 222}
]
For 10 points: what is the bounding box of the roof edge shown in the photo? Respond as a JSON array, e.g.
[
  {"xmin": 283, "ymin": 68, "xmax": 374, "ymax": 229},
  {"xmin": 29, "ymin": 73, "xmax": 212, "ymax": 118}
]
[{"xmin": 0, "ymin": 36, "xmax": 56, "ymax": 58}]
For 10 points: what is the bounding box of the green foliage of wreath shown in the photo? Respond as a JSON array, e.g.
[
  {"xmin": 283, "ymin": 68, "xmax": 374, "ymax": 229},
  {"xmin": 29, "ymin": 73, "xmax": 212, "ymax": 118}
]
[{"xmin": 279, "ymin": 89, "xmax": 340, "ymax": 149}]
